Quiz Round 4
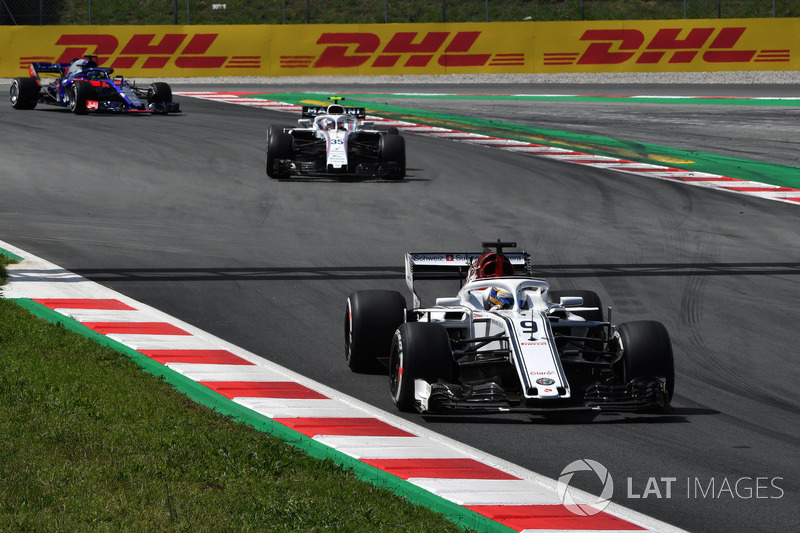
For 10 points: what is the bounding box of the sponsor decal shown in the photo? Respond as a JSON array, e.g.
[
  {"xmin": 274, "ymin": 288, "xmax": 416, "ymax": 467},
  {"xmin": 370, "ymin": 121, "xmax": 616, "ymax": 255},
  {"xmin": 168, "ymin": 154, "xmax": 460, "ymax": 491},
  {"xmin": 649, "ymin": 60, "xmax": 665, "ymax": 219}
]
[
  {"xmin": 536, "ymin": 377, "xmax": 555, "ymax": 385},
  {"xmin": 545, "ymin": 27, "xmax": 789, "ymax": 67},
  {"xmin": 31, "ymin": 33, "xmax": 261, "ymax": 71},
  {"xmin": 280, "ymin": 31, "xmax": 524, "ymax": 71},
  {"xmin": 86, "ymin": 100, "xmax": 98, "ymax": 110},
  {"xmin": 411, "ymin": 253, "xmax": 475, "ymax": 263},
  {"xmin": 529, "ymin": 370, "xmax": 555, "ymax": 375}
]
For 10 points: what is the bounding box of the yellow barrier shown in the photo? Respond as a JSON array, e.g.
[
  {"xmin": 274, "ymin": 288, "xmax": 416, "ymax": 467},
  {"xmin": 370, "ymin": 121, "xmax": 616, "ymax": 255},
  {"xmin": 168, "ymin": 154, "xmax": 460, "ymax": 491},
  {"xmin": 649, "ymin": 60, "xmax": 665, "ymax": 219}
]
[{"xmin": 1, "ymin": 19, "xmax": 797, "ymax": 78}]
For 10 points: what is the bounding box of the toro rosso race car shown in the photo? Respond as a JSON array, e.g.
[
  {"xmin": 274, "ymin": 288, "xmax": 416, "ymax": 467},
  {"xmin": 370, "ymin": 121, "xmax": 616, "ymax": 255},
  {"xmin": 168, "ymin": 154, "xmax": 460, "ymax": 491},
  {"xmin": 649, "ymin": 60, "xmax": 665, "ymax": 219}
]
[
  {"xmin": 9, "ymin": 55, "xmax": 180, "ymax": 115},
  {"xmin": 345, "ymin": 241, "xmax": 675, "ymax": 414},
  {"xmin": 266, "ymin": 97, "xmax": 405, "ymax": 180}
]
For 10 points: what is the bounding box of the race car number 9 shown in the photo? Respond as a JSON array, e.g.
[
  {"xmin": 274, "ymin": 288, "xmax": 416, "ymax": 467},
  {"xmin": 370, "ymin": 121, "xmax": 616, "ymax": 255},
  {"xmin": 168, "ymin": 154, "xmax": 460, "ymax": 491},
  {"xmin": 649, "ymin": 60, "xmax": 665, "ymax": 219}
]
[{"xmin": 520, "ymin": 321, "xmax": 538, "ymax": 333}]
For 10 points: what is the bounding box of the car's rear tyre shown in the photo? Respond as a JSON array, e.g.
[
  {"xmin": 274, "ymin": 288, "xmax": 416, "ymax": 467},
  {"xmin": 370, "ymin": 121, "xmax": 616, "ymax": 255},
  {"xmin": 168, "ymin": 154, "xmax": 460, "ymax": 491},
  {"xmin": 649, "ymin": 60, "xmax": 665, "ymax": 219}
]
[
  {"xmin": 266, "ymin": 130, "xmax": 294, "ymax": 178},
  {"xmin": 147, "ymin": 82, "xmax": 172, "ymax": 104},
  {"xmin": 68, "ymin": 81, "xmax": 94, "ymax": 114},
  {"xmin": 379, "ymin": 134, "xmax": 406, "ymax": 180},
  {"xmin": 345, "ymin": 290, "xmax": 406, "ymax": 373},
  {"xmin": 617, "ymin": 320, "xmax": 675, "ymax": 404},
  {"xmin": 267, "ymin": 125, "xmax": 287, "ymax": 139},
  {"xmin": 10, "ymin": 77, "xmax": 39, "ymax": 110},
  {"xmin": 389, "ymin": 322, "xmax": 452, "ymax": 412},
  {"xmin": 549, "ymin": 290, "xmax": 603, "ymax": 321}
]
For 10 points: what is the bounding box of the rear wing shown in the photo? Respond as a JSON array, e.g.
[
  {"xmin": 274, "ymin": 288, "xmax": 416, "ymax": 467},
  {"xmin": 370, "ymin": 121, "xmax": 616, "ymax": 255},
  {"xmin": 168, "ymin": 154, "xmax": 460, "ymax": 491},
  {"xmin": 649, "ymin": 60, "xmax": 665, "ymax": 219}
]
[
  {"xmin": 405, "ymin": 250, "xmax": 531, "ymax": 308},
  {"xmin": 301, "ymin": 106, "xmax": 366, "ymax": 119},
  {"xmin": 29, "ymin": 62, "xmax": 69, "ymax": 80}
]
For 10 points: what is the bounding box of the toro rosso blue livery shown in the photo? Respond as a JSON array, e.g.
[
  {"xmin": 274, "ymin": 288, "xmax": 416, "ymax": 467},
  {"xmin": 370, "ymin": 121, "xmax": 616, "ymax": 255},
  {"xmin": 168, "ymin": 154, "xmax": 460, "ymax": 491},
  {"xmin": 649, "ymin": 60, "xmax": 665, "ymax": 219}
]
[{"xmin": 9, "ymin": 55, "xmax": 180, "ymax": 115}]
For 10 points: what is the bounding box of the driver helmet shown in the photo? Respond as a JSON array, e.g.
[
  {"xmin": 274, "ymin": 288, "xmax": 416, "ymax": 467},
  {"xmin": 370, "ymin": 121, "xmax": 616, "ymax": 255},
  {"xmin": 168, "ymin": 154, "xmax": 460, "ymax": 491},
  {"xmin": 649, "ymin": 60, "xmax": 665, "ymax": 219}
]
[
  {"xmin": 487, "ymin": 287, "xmax": 514, "ymax": 309},
  {"xmin": 320, "ymin": 117, "xmax": 335, "ymax": 131}
]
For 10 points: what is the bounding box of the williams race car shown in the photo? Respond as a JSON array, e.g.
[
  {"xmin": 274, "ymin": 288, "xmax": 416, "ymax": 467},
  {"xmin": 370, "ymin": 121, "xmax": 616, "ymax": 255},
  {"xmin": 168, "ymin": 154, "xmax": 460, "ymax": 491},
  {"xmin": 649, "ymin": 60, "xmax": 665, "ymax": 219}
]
[
  {"xmin": 9, "ymin": 55, "xmax": 180, "ymax": 115},
  {"xmin": 345, "ymin": 241, "xmax": 675, "ymax": 414},
  {"xmin": 266, "ymin": 97, "xmax": 405, "ymax": 180}
]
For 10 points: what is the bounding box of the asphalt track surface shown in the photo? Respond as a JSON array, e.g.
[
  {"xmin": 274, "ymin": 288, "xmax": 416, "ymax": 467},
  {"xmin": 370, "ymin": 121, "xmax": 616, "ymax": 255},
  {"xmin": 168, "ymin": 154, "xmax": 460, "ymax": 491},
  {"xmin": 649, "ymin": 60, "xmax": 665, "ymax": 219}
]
[{"xmin": 2, "ymin": 80, "xmax": 799, "ymax": 532}]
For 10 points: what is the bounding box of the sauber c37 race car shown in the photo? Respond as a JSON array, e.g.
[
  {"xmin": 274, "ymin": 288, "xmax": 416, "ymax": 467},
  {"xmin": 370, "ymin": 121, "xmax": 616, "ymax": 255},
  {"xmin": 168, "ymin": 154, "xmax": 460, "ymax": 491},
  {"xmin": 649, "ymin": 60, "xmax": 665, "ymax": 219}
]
[
  {"xmin": 345, "ymin": 241, "xmax": 675, "ymax": 414},
  {"xmin": 9, "ymin": 55, "xmax": 180, "ymax": 115},
  {"xmin": 266, "ymin": 97, "xmax": 405, "ymax": 179}
]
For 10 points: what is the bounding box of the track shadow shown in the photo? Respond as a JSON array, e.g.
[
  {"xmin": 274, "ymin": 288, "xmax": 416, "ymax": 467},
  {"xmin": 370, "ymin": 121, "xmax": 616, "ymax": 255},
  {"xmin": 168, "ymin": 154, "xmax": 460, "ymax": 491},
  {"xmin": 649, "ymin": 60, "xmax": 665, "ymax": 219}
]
[
  {"xmin": 420, "ymin": 406, "xmax": 718, "ymax": 425},
  {"xmin": 68, "ymin": 261, "xmax": 800, "ymax": 284}
]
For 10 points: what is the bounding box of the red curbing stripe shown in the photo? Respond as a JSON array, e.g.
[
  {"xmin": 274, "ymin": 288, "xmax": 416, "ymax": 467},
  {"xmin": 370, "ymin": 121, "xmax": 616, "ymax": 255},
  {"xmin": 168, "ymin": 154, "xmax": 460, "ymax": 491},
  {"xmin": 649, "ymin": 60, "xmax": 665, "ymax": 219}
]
[
  {"xmin": 722, "ymin": 186, "xmax": 797, "ymax": 192},
  {"xmin": 81, "ymin": 322, "xmax": 191, "ymax": 335},
  {"xmin": 201, "ymin": 381, "xmax": 328, "ymax": 399},
  {"xmin": 362, "ymin": 458, "xmax": 520, "ymax": 480},
  {"xmin": 466, "ymin": 504, "xmax": 646, "ymax": 531},
  {"xmin": 33, "ymin": 298, "xmax": 136, "ymax": 310},
  {"xmin": 668, "ymin": 176, "xmax": 739, "ymax": 182},
  {"xmin": 274, "ymin": 417, "xmax": 416, "ymax": 437},
  {"xmin": 139, "ymin": 349, "xmax": 255, "ymax": 365},
  {"xmin": 612, "ymin": 166, "xmax": 680, "ymax": 172}
]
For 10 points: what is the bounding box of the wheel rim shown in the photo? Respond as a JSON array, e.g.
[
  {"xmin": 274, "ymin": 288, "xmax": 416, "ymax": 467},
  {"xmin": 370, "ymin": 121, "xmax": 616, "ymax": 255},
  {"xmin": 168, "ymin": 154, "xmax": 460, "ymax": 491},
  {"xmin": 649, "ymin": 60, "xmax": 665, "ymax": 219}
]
[
  {"xmin": 344, "ymin": 300, "xmax": 353, "ymax": 363},
  {"xmin": 68, "ymin": 86, "xmax": 76, "ymax": 111},
  {"xmin": 389, "ymin": 335, "xmax": 402, "ymax": 398},
  {"xmin": 10, "ymin": 85, "xmax": 19, "ymax": 105}
]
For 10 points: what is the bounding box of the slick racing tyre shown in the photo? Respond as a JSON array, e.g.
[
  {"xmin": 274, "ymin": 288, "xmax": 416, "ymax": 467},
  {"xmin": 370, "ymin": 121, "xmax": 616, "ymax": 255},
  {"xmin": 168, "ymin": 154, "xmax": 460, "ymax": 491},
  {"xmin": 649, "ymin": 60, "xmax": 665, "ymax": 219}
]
[
  {"xmin": 266, "ymin": 130, "xmax": 294, "ymax": 179},
  {"xmin": 147, "ymin": 82, "xmax": 173, "ymax": 104},
  {"xmin": 617, "ymin": 320, "xmax": 675, "ymax": 404},
  {"xmin": 379, "ymin": 134, "xmax": 406, "ymax": 180},
  {"xmin": 68, "ymin": 81, "xmax": 94, "ymax": 115},
  {"xmin": 389, "ymin": 322, "xmax": 452, "ymax": 412},
  {"xmin": 345, "ymin": 290, "xmax": 406, "ymax": 373},
  {"xmin": 10, "ymin": 77, "xmax": 39, "ymax": 110}
]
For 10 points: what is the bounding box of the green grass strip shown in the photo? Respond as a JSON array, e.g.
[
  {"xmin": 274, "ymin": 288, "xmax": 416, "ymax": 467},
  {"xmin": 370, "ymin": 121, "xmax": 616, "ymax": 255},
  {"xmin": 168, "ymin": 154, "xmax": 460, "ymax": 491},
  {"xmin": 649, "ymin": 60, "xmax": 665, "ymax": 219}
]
[
  {"xmin": 0, "ymin": 247, "xmax": 24, "ymax": 261},
  {"xmin": 2, "ymin": 283, "xmax": 511, "ymax": 532},
  {"xmin": 343, "ymin": 93, "xmax": 800, "ymax": 107},
  {"xmin": 259, "ymin": 92, "xmax": 800, "ymax": 190}
]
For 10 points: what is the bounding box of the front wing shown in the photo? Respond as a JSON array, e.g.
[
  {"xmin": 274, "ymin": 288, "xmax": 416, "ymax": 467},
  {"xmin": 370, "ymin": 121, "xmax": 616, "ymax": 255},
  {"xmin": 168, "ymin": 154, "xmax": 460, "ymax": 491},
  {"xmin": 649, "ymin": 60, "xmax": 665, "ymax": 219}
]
[{"xmin": 414, "ymin": 376, "xmax": 670, "ymax": 414}]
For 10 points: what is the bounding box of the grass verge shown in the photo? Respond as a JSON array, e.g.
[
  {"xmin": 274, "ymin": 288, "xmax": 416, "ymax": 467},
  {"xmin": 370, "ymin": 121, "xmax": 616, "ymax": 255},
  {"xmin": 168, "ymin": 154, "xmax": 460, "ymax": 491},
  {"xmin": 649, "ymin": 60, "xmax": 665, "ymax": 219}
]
[{"xmin": 0, "ymin": 254, "xmax": 473, "ymax": 532}]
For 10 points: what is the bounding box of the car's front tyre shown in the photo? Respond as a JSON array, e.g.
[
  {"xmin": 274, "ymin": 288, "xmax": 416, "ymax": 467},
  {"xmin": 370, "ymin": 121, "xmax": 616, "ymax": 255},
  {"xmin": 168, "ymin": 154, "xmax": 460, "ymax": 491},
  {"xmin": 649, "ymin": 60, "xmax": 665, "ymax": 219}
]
[
  {"xmin": 68, "ymin": 81, "xmax": 94, "ymax": 115},
  {"xmin": 617, "ymin": 320, "xmax": 675, "ymax": 405},
  {"xmin": 266, "ymin": 130, "xmax": 294, "ymax": 179},
  {"xmin": 147, "ymin": 82, "xmax": 172, "ymax": 104},
  {"xmin": 379, "ymin": 134, "xmax": 406, "ymax": 180},
  {"xmin": 389, "ymin": 322, "xmax": 452, "ymax": 412}
]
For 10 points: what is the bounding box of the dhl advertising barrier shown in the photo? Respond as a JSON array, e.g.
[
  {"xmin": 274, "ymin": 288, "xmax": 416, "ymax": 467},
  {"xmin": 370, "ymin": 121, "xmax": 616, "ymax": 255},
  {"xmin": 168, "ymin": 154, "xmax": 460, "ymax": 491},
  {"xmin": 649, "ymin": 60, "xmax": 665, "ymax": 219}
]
[{"xmin": 1, "ymin": 19, "xmax": 797, "ymax": 78}]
